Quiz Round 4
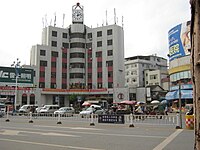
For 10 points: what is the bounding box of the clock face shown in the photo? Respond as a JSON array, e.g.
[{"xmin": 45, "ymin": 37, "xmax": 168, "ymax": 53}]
[{"xmin": 72, "ymin": 10, "xmax": 83, "ymax": 22}]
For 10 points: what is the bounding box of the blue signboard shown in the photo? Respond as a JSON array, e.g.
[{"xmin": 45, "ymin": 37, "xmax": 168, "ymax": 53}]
[{"xmin": 168, "ymin": 21, "xmax": 191, "ymax": 61}]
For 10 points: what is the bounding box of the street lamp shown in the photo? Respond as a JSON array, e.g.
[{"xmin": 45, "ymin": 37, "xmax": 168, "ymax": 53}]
[{"xmin": 11, "ymin": 58, "xmax": 21, "ymax": 112}]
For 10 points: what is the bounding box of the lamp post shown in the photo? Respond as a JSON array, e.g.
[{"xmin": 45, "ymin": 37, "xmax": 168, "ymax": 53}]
[
  {"xmin": 176, "ymin": 80, "xmax": 182, "ymax": 129},
  {"xmin": 11, "ymin": 58, "xmax": 21, "ymax": 112}
]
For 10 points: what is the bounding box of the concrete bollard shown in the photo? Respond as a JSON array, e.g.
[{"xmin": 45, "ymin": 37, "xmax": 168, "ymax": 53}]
[
  {"xmin": 129, "ymin": 113, "xmax": 134, "ymax": 127},
  {"xmin": 90, "ymin": 113, "xmax": 95, "ymax": 126},
  {"xmin": 5, "ymin": 105, "xmax": 10, "ymax": 122},
  {"xmin": 176, "ymin": 113, "xmax": 182, "ymax": 129},
  {"xmin": 29, "ymin": 112, "xmax": 33, "ymax": 123},
  {"xmin": 57, "ymin": 113, "xmax": 62, "ymax": 124}
]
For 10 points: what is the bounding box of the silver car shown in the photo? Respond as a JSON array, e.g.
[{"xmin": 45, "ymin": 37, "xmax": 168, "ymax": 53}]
[{"xmin": 54, "ymin": 107, "xmax": 75, "ymax": 117}]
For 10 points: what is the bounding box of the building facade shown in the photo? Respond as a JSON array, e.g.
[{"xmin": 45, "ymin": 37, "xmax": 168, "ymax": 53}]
[
  {"xmin": 124, "ymin": 55, "xmax": 168, "ymax": 101},
  {"xmin": 165, "ymin": 21, "xmax": 192, "ymax": 104},
  {"xmin": 29, "ymin": 3, "xmax": 126, "ymax": 106}
]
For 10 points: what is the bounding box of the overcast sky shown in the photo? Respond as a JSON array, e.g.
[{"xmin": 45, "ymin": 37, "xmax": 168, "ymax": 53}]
[{"xmin": 0, "ymin": 0, "xmax": 191, "ymax": 67}]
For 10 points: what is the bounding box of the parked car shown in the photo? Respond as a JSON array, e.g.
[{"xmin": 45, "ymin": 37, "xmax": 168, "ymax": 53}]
[
  {"xmin": 79, "ymin": 106, "xmax": 104, "ymax": 117},
  {"xmin": 54, "ymin": 107, "xmax": 75, "ymax": 116},
  {"xmin": 18, "ymin": 105, "xmax": 38, "ymax": 113},
  {"xmin": 39, "ymin": 105, "xmax": 59, "ymax": 114}
]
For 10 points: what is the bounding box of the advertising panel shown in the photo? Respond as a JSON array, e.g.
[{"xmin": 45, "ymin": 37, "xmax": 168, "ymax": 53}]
[
  {"xmin": 0, "ymin": 66, "xmax": 33, "ymax": 84},
  {"xmin": 168, "ymin": 21, "xmax": 191, "ymax": 61}
]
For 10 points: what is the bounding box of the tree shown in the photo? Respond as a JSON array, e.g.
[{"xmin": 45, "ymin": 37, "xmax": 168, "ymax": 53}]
[{"xmin": 190, "ymin": 0, "xmax": 200, "ymax": 149}]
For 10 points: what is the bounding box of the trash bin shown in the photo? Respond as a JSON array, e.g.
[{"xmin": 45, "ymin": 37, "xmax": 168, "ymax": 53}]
[{"xmin": 185, "ymin": 115, "xmax": 194, "ymax": 129}]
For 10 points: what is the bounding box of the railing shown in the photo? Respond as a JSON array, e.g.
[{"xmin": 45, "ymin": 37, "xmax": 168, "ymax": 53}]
[{"xmin": 4, "ymin": 112, "xmax": 178, "ymax": 126}]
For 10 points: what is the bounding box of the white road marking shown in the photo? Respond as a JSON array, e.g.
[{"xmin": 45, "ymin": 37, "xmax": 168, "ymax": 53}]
[
  {"xmin": 0, "ymin": 130, "xmax": 20, "ymax": 136},
  {"xmin": 153, "ymin": 129, "xmax": 183, "ymax": 150},
  {"xmin": 0, "ymin": 138, "xmax": 104, "ymax": 150},
  {"xmin": 1, "ymin": 126, "xmax": 166, "ymax": 139},
  {"xmin": 0, "ymin": 129, "xmax": 80, "ymax": 137},
  {"xmin": 34, "ymin": 125, "xmax": 104, "ymax": 131}
]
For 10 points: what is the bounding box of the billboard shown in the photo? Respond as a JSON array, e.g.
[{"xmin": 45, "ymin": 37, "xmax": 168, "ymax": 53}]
[
  {"xmin": 0, "ymin": 66, "xmax": 34, "ymax": 84},
  {"xmin": 168, "ymin": 21, "xmax": 191, "ymax": 61}
]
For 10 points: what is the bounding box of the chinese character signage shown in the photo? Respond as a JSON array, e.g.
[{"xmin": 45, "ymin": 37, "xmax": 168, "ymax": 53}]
[
  {"xmin": 168, "ymin": 21, "xmax": 191, "ymax": 61},
  {"xmin": 0, "ymin": 66, "xmax": 33, "ymax": 84}
]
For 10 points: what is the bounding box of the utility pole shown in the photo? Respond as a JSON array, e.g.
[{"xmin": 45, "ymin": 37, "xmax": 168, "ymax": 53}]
[{"xmin": 190, "ymin": 0, "xmax": 200, "ymax": 149}]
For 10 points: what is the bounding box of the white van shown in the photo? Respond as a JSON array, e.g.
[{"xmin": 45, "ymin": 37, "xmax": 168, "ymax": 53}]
[
  {"xmin": 18, "ymin": 105, "xmax": 38, "ymax": 113},
  {"xmin": 39, "ymin": 105, "xmax": 59, "ymax": 113}
]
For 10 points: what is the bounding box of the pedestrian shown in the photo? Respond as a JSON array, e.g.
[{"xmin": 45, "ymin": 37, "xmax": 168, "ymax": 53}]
[{"xmin": 164, "ymin": 106, "xmax": 168, "ymax": 115}]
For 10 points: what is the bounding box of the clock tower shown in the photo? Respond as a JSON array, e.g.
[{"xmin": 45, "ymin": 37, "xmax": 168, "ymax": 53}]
[{"xmin": 72, "ymin": 2, "xmax": 84, "ymax": 24}]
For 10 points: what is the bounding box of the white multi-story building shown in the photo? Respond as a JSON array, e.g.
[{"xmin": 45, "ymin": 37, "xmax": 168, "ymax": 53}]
[
  {"xmin": 125, "ymin": 55, "xmax": 168, "ymax": 88},
  {"xmin": 124, "ymin": 55, "xmax": 168, "ymax": 100},
  {"xmin": 29, "ymin": 3, "xmax": 126, "ymax": 106}
]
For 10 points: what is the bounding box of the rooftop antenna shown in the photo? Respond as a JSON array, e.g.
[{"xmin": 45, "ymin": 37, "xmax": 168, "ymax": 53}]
[
  {"xmin": 42, "ymin": 17, "xmax": 45, "ymax": 28},
  {"xmin": 45, "ymin": 14, "xmax": 48, "ymax": 27},
  {"xmin": 114, "ymin": 8, "xmax": 116, "ymax": 24},
  {"xmin": 54, "ymin": 12, "xmax": 56, "ymax": 27},
  {"xmin": 62, "ymin": 13, "xmax": 65, "ymax": 28},
  {"xmin": 122, "ymin": 16, "xmax": 124, "ymax": 28},
  {"xmin": 106, "ymin": 10, "xmax": 108, "ymax": 25}
]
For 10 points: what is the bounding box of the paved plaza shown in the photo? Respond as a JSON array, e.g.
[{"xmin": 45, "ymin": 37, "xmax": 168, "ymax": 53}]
[{"xmin": 0, "ymin": 116, "xmax": 194, "ymax": 150}]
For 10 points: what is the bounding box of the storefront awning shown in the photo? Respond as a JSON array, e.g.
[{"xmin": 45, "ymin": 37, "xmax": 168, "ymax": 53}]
[
  {"xmin": 174, "ymin": 90, "xmax": 193, "ymax": 99},
  {"xmin": 165, "ymin": 91, "xmax": 177, "ymax": 100}
]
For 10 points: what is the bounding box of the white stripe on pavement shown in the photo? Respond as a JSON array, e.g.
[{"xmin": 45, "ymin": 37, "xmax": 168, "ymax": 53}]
[
  {"xmin": 153, "ymin": 129, "xmax": 183, "ymax": 150},
  {"xmin": 0, "ymin": 138, "xmax": 104, "ymax": 150}
]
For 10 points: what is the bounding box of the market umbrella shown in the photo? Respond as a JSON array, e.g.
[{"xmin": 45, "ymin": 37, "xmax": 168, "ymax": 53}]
[
  {"xmin": 136, "ymin": 101, "xmax": 145, "ymax": 105},
  {"xmin": 120, "ymin": 100, "xmax": 136, "ymax": 105},
  {"xmin": 161, "ymin": 100, "xmax": 167, "ymax": 104},
  {"xmin": 151, "ymin": 100, "xmax": 160, "ymax": 104},
  {"xmin": 82, "ymin": 101, "xmax": 91, "ymax": 106}
]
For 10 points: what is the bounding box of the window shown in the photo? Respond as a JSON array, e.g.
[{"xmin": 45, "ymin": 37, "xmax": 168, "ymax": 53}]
[
  {"xmin": 107, "ymin": 50, "xmax": 113, "ymax": 56},
  {"xmin": 132, "ymin": 78, "xmax": 136, "ymax": 82},
  {"xmin": 52, "ymin": 51, "xmax": 58, "ymax": 57},
  {"xmin": 39, "ymin": 82, "xmax": 45, "ymax": 88},
  {"xmin": 88, "ymin": 62, "xmax": 92, "ymax": 68},
  {"xmin": 88, "ymin": 33, "xmax": 92, "ymax": 39},
  {"xmin": 108, "ymin": 71, "xmax": 113, "ymax": 77},
  {"xmin": 97, "ymin": 72, "xmax": 102, "ymax": 78},
  {"xmin": 62, "ymin": 63, "xmax": 67, "ymax": 69},
  {"xmin": 40, "ymin": 50, "xmax": 46, "ymax": 56},
  {"xmin": 96, "ymin": 51, "xmax": 102, "ymax": 57},
  {"xmin": 70, "ymin": 63, "xmax": 84, "ymax": 68},
  {"xmin": 62, "ymin": 52, "xmax": 67, "ymax": 58},
  {"xmin": 52, "ymin": 31, "xmax": 57, "ymax": 37},
  {"xmin": 97, "ymin": 62, "xmax": 102, "ymax": 68},
  {"xmin": 97, "ymin": 31, "xmax": 102, "ymax": 37},
  {"xmin": 107, "ymin": 39, "xmax": 113, "ymax": 46},
  {"xmin": 62, "ymin": 73, "xmax": 67, "ymax": 78},
  {"xmin": 40, "ymin": 71, "xmax": 45, "ymax": 77},
  {"xmin": 51, "ymin": 72, "xmax": 56, "ymax": 78},
  {"xmin": 62, "ymin": 33, "xmax": 67, "ymax": 38},
  {"xmin": 70, "ymin": 33, "xmax": 85, "ymax": 38},
  {"xmin": 51, "ymin": 83, "xmax": 57, "ymax": 88},
  {"xmin": 150, "ymin": 75, "xmax": 157, "ymax": 80},
  {"xmin": 97, "ymin": 82, "xmax": 102, "ymax": 88},
  {"xmin": 88, "ymin": 73, "xmax": 92, "ymax": 79},
  {"xmin": 108, "ymin": 82, "xmax": 113, "ymax": 88},
  {"xmin": 51, "ymin": 41, "xmax": 57, "ymax": 47},
  {"xmin": 62, "ymin": 42, "xmax": 69, "ymax": 48},
  {"xmin": 70, "ymin": 73, "xmax": 84, "ymax": 78},
  {"xmin": 97, "ymin": 41, "xmax": 102, "ymax": 47},
  {"xmin": 70, "ymin": 53, "xmax": 85, "ymax": 58},
  {"xmin": 106, "ymin": 61, "xmax": 113, "ymax": 67},
  {"xmin": 70, "ymin": 42, "xmax": 85, "ymax": 48},
  {"xmin": 51, "ymin": 62, "xmax": 56, "ymax": 67},
  {"xmin": 40, "ymin": 61, "xmax": 47, "ymax": 67},
  {"xmin": 107, "ymin": 29, "xmax": 112, "ymax": 35},
  {"xmin": 86, "ymin": 43, "xmax": 92, "ymax": 49}
]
